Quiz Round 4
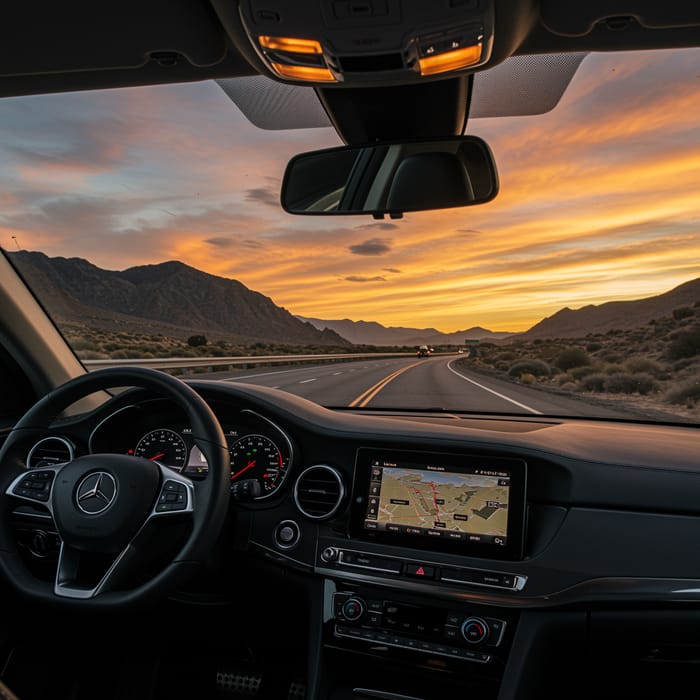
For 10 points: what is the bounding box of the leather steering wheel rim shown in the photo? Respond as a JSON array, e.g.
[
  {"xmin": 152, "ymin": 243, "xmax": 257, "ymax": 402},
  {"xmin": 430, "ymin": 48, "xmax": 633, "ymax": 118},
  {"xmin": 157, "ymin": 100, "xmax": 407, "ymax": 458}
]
[{"xmin": 0, "ymin": 367, "xmax": 230, "ymax": 609}]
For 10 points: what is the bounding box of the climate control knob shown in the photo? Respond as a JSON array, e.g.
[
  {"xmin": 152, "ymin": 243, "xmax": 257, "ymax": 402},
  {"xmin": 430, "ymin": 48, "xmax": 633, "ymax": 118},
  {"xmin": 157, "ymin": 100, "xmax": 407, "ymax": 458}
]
[
  {"xmin": 461, "ymin": 616, "xmax": 489, "ymax": 644},
  {"xmin": 341, "ymin": 597, "xmax": 366, "ymax": 621}
]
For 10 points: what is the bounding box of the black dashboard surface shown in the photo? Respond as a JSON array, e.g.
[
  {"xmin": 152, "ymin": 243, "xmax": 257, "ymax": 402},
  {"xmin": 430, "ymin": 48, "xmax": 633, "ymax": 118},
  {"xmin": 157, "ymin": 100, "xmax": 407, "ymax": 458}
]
[{"xmin": 18, "ymin": 377, "xmax": 699, "ymax": 610}]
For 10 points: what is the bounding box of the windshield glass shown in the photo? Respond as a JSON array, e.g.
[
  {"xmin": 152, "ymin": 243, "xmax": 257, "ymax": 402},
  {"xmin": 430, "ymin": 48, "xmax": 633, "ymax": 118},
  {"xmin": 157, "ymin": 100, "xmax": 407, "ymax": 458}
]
[{"xmin": 3, "ymin": 48, "xmax": 699, "ymax": 424}]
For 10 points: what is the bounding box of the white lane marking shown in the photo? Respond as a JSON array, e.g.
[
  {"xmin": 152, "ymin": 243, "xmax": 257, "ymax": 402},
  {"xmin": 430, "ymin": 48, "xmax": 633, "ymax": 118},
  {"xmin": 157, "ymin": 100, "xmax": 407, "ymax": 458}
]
[
  {"xmin": 226, "ymin": 366, "xmax": 321, "ymax": 381},
  {"xmin": 333, "ymin": 372, "xmax": 343, "ymax": 376},
  {"xmin": 446, "ymin": 359, "xmax": 542, "ymax": 415},
  {"xmin": 299, "ymin": 378, "xmax": 317, "ymax": 384}
]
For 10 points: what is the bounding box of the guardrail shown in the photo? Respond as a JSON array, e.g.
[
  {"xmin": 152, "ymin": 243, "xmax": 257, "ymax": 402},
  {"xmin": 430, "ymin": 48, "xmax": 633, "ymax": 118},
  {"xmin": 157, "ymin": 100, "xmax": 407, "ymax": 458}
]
[{"xmin": 83, "ymin": 352, "xmax": 418, "ymax": 373}]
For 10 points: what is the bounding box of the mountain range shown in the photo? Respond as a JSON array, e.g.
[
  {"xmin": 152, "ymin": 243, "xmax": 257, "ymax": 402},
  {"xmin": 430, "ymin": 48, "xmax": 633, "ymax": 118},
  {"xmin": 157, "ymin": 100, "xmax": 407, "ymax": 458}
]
[
  {"xmin": 9, "ymin": 251, "xmax": 349, "ymax": 347},
  {"xmin": 296, "ymin": 316, "xmax": 513, "ymax": 346},
  {"xmin": 8, "ymin": 251, "xmax": 700, "ymax": 346}
]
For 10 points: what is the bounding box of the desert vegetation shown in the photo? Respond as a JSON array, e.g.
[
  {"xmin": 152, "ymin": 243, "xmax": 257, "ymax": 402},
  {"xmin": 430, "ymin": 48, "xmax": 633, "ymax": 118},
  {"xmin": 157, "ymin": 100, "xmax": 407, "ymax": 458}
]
[
  {"xmin": 62, "ymin": 324, "xmax": 412, "ymax": 364},
  {"xmin": 456, "ymin": 305, "xmax": 700, "ymax": 418}
]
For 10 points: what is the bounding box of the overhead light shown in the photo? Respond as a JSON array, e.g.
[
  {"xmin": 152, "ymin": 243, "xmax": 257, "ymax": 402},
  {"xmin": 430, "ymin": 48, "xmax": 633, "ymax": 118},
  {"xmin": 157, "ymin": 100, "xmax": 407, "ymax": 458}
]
[
  {"xmin": 258, "ymin": 35, "xmax": 323, "ymax": 55},
  {"xmin": 255, "ymin": 34, "xmax": 339, "ymax": 83},
  {"xmin": 418, "ymin": 43, "xmax": 482, "ymax": 77},
  {"xmin": 270, "ymin": 63, "xmax": 336, "ymax": 82}
]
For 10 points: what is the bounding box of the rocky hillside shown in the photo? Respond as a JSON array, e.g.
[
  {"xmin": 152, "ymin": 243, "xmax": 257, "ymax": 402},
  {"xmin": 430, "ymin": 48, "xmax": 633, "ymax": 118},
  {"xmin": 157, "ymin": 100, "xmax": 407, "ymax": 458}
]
[
  {"xmin": 10, "ymin": 251, "xmax": 350, "ymax": 347},
  {"xmin": 520, "ymin": 278, "xmax": 700, "ymax": 339}
]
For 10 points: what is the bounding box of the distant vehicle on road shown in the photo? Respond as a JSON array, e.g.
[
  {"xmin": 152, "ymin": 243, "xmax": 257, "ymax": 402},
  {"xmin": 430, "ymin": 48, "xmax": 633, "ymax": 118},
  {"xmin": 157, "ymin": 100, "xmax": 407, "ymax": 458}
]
[{"xmin": 417, "ymin": 345, "xmax": 430, "ymax": 357}]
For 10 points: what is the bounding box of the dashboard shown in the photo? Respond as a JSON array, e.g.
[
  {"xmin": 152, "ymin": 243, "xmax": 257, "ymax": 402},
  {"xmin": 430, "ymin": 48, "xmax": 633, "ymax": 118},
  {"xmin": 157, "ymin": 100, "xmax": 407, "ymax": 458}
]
[{"xmin": 11, "ymin": 378, "xmax": 700, "ymax": 700}]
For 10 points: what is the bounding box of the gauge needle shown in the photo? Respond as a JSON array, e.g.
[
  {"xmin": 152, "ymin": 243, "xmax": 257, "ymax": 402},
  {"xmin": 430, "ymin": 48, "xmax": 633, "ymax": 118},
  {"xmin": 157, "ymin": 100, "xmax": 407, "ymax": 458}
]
[
  {"xmin": 149, "ymin": 452, "xmax": 165, "ymax": 461},
  {"xmin": 231, "ymin": 460, "xmax": 256, "ymax": 480}
]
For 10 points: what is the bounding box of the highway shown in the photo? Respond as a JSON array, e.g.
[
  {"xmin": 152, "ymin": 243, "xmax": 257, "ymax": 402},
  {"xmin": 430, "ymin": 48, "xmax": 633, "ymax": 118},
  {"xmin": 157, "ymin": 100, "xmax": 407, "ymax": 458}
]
[{"xmin": 219, "ymin": 355, "xmax": 643, "ymax": 419}]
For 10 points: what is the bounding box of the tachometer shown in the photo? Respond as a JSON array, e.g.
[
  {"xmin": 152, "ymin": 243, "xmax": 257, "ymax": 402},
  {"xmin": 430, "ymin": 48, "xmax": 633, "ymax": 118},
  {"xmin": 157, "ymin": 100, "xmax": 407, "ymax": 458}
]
[
  {"xmin": 134, "ymin": 428, "xmax": 188, "ymax": 471},
  {"xmin": 229, "ymin": 434, "xmax": 287, "ymax": 496}
]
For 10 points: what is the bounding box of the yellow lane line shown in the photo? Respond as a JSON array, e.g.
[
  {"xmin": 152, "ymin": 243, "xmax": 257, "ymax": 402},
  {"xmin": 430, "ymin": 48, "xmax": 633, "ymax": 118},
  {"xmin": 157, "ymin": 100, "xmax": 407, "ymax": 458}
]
[{"xmin": 348, "ymin": 360, "xmax": 426, "ymax": 408}]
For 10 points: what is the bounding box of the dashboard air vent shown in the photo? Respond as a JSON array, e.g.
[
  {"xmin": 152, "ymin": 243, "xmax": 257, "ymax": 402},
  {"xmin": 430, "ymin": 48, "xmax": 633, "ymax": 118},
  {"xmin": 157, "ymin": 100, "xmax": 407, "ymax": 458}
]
[
  {"xmin": 26, "ymin": 437, "xmax": 74, "ymax": 468},
  {"xmin": 294, "ymin": 465, "xmax": 345, "ymax": 520}
]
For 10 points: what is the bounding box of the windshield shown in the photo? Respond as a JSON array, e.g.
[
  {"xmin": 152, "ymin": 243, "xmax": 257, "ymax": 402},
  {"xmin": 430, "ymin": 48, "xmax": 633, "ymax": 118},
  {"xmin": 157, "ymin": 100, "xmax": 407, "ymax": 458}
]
[{"xmin": 3, "ymin": 48, "xmax": 699, "ymax": 424}]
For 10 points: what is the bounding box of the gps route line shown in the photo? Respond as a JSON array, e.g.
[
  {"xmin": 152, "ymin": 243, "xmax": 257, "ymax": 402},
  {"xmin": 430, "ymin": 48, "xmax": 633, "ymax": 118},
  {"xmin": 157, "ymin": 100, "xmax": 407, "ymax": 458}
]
[{"xmin": 348, "ymin": 360, "xmax": 426, "ymax": 408}]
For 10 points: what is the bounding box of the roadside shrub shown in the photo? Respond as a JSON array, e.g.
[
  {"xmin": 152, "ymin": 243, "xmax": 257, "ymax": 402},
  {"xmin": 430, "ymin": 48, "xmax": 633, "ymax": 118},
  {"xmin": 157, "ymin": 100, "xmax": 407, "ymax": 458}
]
[
  {"xmin": 570, "ymin": 365, "xmax": 597, "ymax": 380},
  {"xmin": 507, "ymin": 359, "xmax": 551, "ymax": 378},
  {"xmin": 555, "ymin": 348, "xmax": 591, "ymax": 371},
  {"xmin": 494, "ymin": 352, "xmax": 517, "ymax": 363},
  {"xmin": 599, "ymin": 350, "xmax": 622, "ymax": 363},
  {"xmin": 579, "ymin": 373, "xmax": 607, "ymax": 392},
  {"xmin": 666, "ymin": 377, "xmax": 700, "ymax": 406},
  {"xmin": 624, "ymin": 358, "xmax": 664, "ymax": 376},
  {"xmin": 559, "ymin": 381, "xmax": 577, "ymax": 391},
  {"xmin": 605, "ymin": 373, "xmax": 659, "ymax": 395},
  {"xmin": 672, "ymin": 358, "xmax": 696, "ymax": 372},
  {"xmin": 666, "ymin": 325, "xmax": 700, "ymax": 361},
  {"xmin": 187, "ymin": 334, "xmax": 208, "ymax": 347},
  {"xmin": 586, "ymin": 342, "xmax": 602, "ymax": 352},
  {"xmin": 603, "ymin": 363, "xmax": 625, "ymax": 375},
  {"xmin": 71, "ymin": 338, "xmax": 99, "ymax": 352},
  {"xmin": 672, "ymin": 306, "xmax": 695, "ymax": 321},
  {"xmin": 518, "ymin": 373, "xmax": 536, "ymax": 385}
]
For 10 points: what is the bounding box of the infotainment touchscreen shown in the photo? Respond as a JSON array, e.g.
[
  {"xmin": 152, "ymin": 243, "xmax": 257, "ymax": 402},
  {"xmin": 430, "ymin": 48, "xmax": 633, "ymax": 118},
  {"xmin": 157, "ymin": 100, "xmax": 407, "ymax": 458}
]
[{"xmin": 350, "ymin": 449, "xmax": 526, "ymax": 559}]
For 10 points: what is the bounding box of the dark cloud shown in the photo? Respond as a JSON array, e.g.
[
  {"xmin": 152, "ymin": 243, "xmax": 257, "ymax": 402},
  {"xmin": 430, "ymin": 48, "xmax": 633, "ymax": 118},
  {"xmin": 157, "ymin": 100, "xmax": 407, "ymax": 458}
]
[
  {"xmin": 344, "ymin": 275, "xmax": 387, "ymax": 282},
  {"xmin": 349, "ymin": 237, "xmax": 393, "ymax": 256},
  {"xmin": 354, "ymin": 223, "xmax": 399, "ymax": 231},
  {"xmin": 457, "ymin": 229, "xmax": 482, "ymax": 235},
  {"xmin": 383, "ymin": 267, "xmax": 401, "ymax": 273},
  {"xmin": 205, "ymin": 236, "xmax": 235, "ymax": 247},
  {"xmin": 245, "ymin": 186, "xmax": 280, "ymax": 208}
]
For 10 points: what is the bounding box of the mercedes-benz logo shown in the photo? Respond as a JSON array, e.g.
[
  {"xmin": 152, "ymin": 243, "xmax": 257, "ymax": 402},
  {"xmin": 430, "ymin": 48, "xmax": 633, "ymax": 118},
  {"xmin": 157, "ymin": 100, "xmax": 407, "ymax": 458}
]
[{"xmin": 75, "ymin": 471, "xmax": 117, "ymax": 515}]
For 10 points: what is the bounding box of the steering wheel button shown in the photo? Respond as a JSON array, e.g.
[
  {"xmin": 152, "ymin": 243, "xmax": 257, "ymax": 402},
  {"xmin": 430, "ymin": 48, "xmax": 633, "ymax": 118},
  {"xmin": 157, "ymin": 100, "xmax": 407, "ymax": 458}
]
[{"xmin": 164, "ymin": 481, "xmax": 178, "ymax": 492}]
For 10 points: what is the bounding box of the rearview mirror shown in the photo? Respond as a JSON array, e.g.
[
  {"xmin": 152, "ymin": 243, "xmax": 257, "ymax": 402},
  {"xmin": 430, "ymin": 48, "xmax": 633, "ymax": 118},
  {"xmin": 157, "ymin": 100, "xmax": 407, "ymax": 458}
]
[{"xmin": 281, "ymin": 136, "xmax": 498, "ymax": 217}]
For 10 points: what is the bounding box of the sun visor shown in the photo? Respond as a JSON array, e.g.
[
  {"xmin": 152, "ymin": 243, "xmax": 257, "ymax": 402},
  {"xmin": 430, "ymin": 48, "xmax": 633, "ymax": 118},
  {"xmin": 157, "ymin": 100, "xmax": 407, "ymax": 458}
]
[{"xmin": 217, "ymin": 52, "xmax": 587, "ymax": 130}]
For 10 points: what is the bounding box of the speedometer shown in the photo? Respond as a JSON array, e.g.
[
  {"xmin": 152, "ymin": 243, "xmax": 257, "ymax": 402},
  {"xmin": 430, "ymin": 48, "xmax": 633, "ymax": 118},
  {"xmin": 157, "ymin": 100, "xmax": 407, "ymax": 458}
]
[
  {"xmin": 229, "ymin": 434, "xmax": 288, "ymax": 496},
  {"xmin": 134, "ymin": 429, "xmax": 188, "ymax": 471}
]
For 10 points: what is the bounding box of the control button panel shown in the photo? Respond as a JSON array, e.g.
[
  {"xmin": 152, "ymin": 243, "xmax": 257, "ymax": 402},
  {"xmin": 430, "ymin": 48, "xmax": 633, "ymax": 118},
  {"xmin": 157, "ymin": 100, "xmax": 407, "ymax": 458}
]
[
  {"xmin": 11, "ymin": 471, "xmax": 54, "ymax": 503},
  {"xmin": 331, "ymin": 592, "xmax": 508, "ymax": 662},
  {"xmin": 318, "ymin": 544, "xmax": 525, "ymax": 592},
  {"xmin": 334, "ymin": 625, "xmax": 492, "ymax": 664}
]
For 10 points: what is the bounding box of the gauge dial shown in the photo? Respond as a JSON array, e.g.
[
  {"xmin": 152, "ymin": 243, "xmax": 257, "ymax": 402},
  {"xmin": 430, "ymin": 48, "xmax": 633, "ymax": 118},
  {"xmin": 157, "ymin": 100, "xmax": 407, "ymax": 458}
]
[
  {"xmin": 134, "ymin": 428, "xmax": 188, "ymax": 471},
  {"xmin": 229, "ymin": 434, "xmax": 287, "ymax": 496}
]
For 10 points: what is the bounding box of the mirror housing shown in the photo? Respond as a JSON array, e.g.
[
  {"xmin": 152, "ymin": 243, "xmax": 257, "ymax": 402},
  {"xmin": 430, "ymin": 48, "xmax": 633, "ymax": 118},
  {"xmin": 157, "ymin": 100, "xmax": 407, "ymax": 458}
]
[{"xmin": 281, "ymin": 136, "xmax": 499, "ymax": 217}]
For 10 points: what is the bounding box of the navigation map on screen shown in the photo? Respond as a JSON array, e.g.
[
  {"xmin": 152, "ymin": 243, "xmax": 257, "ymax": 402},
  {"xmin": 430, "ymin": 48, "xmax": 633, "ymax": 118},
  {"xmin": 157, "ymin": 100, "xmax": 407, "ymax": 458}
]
[{"xmin": 364, "ymin": 461, "xmax": 510, "ymax": 545}]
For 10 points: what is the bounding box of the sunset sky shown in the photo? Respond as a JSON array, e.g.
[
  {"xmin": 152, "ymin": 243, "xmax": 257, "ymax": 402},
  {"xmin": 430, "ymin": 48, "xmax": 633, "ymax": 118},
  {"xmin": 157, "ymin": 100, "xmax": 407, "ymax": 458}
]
[{"xmin": 1, "ymin": 47, "xmax": 699, "ymax": 332}]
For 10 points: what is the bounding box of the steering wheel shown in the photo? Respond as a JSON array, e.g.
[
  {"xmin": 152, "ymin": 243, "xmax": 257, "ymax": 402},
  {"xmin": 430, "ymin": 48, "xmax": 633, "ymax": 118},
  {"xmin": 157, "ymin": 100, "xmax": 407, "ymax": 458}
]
[{"xmin": 0, "ymin": 367, "xmax": 230, "ymax": 608}]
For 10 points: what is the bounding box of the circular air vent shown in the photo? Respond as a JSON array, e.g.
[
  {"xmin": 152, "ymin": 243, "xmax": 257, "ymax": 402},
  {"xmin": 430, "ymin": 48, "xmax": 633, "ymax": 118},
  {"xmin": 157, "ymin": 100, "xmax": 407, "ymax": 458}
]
[
  {"xmin": 294, "ymin": 465, "xmax": 345, "ymax": 520},
  {"xmin": 26, "ymin": 437, "xmax": 74, "ymax": 469}
]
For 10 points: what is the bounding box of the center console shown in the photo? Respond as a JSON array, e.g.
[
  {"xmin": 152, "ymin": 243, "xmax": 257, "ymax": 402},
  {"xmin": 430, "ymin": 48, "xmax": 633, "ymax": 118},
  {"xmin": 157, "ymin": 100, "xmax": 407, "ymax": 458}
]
[{"xmin": 245, "ymin": 447, "xmax": 530, "ymax": 699}]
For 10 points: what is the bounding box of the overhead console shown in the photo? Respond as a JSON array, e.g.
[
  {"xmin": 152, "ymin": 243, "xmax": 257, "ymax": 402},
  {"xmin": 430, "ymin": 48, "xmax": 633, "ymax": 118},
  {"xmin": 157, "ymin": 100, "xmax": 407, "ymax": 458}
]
[{"xmin": 235, "ymin": 0, "xmax": 497, "ymax": 86}]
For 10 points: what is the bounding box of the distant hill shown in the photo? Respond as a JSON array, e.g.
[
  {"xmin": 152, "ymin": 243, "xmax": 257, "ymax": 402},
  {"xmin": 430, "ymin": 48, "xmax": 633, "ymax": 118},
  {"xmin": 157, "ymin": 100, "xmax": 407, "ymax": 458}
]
[
  {"xmin": 296, "ymin": 315, "xmax": 512, "ymax": 346},
  {"xmin": 9, "ymin": 251, "xmax": 350, "ymax": 347},
  {"xmin": 519, "ymin": 277, "xmax": 700, "ymax": 339}
]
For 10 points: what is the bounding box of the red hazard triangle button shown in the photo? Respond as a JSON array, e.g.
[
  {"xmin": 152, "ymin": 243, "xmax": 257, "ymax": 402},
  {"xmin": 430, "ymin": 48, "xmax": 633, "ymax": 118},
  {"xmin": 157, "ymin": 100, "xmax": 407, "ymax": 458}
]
[{"xmin": 406, "ymin": 563, "xmax": 435, "ymax": 579}]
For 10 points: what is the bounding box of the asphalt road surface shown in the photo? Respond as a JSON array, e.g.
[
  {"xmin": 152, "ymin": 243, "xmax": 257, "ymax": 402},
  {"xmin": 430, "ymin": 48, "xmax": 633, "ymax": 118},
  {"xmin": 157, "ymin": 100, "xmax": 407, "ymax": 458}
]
[{"xmin": 217, "ymin": 355, "xmax": 643, "ymax": 419}]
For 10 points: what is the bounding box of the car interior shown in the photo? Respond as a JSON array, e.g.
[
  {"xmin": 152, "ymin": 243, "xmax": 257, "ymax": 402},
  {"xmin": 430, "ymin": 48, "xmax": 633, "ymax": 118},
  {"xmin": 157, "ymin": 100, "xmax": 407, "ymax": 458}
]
[{"xmin": 1, "ymin": 2, "xmax": 700, "ymax": 699}]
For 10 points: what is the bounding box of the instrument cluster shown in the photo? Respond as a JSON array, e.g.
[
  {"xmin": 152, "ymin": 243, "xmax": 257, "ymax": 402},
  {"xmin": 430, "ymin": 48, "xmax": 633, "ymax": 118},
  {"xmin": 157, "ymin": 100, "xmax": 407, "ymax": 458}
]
[{"xmin": 89, "ymin": 400, "xmax": 293, "ymax": 500}]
